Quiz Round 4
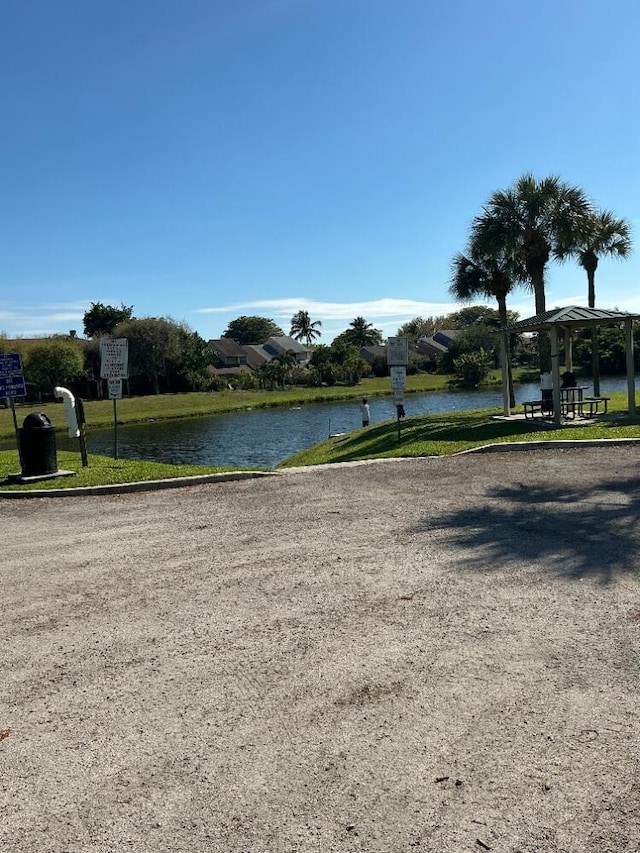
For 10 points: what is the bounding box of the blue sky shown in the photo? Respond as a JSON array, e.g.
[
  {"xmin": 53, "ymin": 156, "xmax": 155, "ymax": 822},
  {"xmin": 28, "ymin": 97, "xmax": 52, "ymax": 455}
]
[{"xmin": 1, "ymin": 0, "xmax": 639, "ymax": 343}]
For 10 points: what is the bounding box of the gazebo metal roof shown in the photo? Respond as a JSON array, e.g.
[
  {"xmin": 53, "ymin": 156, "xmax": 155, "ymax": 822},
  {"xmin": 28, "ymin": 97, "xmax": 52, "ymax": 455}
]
[{"xmin": 505, "ymin": 305, "xmax": 640, "ymax": 333}]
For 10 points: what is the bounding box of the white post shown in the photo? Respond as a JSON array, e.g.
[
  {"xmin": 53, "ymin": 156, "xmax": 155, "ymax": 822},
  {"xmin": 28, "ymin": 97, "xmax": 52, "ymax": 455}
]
[{"xmin": 564, "ymin": 327, "xmax": 573, "ymax": 372}]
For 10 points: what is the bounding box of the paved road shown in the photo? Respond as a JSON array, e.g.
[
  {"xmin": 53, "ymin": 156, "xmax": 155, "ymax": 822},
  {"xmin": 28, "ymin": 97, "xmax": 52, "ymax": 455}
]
[{"xmin": 2, "ymin": 447, "xmax": 640, "ymax": 852}]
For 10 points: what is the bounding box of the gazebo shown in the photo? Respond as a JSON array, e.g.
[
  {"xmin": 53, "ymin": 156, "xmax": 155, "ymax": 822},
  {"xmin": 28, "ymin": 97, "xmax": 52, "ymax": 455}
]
[{"xmin": 501, "ymin": 306, "xmax": 639, "ymax": 425}]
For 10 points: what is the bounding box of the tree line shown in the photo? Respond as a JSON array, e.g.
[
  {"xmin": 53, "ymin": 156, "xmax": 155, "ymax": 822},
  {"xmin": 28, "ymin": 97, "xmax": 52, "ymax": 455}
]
[
  {"xmin": 220, "ymin": 311, "xmax": 382, "ymax": 348},
  {"xmin": 0, "ymin": 304, "xmax": 387, "ymax": 398}
]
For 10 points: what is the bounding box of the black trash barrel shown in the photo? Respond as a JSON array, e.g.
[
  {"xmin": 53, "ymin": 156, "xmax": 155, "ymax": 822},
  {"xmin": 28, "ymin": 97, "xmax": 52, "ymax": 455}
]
[{"xmin": 19, "ymin": 412, "xmax": 58, "ymax": 476}]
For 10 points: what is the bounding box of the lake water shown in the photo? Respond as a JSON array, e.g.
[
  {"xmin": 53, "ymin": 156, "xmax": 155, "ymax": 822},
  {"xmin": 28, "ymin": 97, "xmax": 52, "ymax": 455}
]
[{"xmin": 84, "ymin": 375, "xmax": 636, "ymax": 470}]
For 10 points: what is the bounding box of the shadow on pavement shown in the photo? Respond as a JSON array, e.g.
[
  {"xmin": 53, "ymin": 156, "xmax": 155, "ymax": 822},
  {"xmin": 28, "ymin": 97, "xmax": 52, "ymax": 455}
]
[{"xmin": 409, "ymin": 472, "xmax": 640, "ymax": 584}]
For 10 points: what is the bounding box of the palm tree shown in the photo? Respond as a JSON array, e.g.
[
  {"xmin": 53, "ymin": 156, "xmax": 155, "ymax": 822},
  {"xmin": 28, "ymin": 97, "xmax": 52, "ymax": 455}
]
[
  {"xmin": 345, "ymin": 316, "xmax": 383, "ymax": 347},
  {"xmin": 290, "ymin": 310, "xmax": 322, "ymax": 346},
  {"xmin": 575, "ymin": 210, "xmax": 632, "ymax": 307},
  {"xmin": 476, "ymin": 174, "xmax": 593, "ymax": 373},
  {"xmin": 449, "ymin": 243, "xmax": 527, "ymax": 407},
  {"xmin": 256, "ymin": 360, "xmax": 280, "ymax": 390},
  {"xmin": 273, "ymin": 349, "xmax": 297, "ymax": 387},
  {"xmin": 568, "ymin": 210, "xmax": 632, "ymax": 395}
]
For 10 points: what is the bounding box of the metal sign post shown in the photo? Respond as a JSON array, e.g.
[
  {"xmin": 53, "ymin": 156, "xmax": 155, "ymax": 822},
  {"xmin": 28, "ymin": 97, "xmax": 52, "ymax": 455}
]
[
  {"xmin": 387, "ymin": 339, "xmax": 408, "ymax": 443},
  {"xmin": 113, "ymin": 399, "xmax": 118, "ymax": 459},
  {"xmin": 107, "ymin": 380, "xmax": 123, "ymax": 459},
  {"xmin": 8, "ymin": 397, "xmax": 22, "ymax": 469},
  {"xmin": 100, "ymin": 340, "xmax": 128, "ymax": 460}
]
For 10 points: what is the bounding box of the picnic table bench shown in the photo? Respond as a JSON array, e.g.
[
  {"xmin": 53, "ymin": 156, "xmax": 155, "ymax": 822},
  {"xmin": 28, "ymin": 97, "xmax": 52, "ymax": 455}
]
[
  {"xmin": 523, "ymin": 400, "xmax": 551, "ymax": 419},
  {"xmin": 580, "ymin": 396, "xmax": 610, "ymax": 416}
]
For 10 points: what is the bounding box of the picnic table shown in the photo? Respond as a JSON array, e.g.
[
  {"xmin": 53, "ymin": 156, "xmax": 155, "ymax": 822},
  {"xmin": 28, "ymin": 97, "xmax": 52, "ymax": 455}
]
[
  {"xmin": 560, "ymin": 386, "xmax": 588, "ymax": 419},
  {"xmin": 523, "ymin": 387, "xmax": 610, "ymax": 421}
]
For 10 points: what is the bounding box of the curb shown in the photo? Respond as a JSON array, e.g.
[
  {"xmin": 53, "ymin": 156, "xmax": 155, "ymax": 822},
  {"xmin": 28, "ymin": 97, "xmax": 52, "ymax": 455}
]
[
  {"xmin": 454, "ymin": 437, "xmax": 640, "ymax": 455},
  {"xmin": 0, "ymin": 470, "xmax": 277, "ymax": 499}
]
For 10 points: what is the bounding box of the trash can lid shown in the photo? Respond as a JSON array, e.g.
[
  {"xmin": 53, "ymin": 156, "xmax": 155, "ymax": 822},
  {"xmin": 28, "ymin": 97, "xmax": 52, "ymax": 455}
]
[{"xmin": 22, "ymin": 412, "xmax": 53, "ymax": 429}]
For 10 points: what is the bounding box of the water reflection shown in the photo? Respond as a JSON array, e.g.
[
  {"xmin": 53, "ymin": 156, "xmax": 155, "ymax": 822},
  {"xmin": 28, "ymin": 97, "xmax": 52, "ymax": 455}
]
[{"xmin": 85, "ymin": 377, "xmax": 635, "ymax": 470}]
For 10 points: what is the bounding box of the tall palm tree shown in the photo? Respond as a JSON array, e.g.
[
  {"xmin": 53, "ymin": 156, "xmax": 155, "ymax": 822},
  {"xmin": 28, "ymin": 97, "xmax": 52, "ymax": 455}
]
[
  {"xmin": 575, "ymin": 210, "xmax": 632, "ymax": 308},
  {"xmin": 290, "ymin": 310, "xmax": 322, "ymax": 346},
  {"xmin": 345, "ymin": 316, "xmax": 383, "ymax": 347},
  {"xmin": 449, "ymin": 241, "xmax": 527, "ymax": 407},
  {"xmin": 476, "ymin": 174, "xmax": 593, "ymax": 373},
  {"xmin": 568, "ymin": 210, "xmax": 632, "ymax": 395}
]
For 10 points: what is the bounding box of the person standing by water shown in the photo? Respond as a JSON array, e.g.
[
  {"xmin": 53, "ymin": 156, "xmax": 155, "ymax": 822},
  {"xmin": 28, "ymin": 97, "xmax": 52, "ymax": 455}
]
[{"xmin": 361, "ymin": 397, "xmax": 371, "ymax": 427}]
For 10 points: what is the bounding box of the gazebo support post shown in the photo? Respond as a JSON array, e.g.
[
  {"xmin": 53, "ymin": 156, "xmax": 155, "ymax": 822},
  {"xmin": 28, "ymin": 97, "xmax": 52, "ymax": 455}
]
[
  {"xmin": 564, "ymin": 327, "xmax": 573, "ymax": 372},
  {"xmin": 625, "ymin": 319, "xmax": 636, "ymax": 417},
  {"xmin": 500, "ymin": 332, "xmax": 510, "ymax": 416},
  {"xmin": 550, "ymin": 325, "xmax": 562, "ymax": 426},
  {"xmin": 592, "ymin": 328, "xmax": 601, "ymax": 398}
]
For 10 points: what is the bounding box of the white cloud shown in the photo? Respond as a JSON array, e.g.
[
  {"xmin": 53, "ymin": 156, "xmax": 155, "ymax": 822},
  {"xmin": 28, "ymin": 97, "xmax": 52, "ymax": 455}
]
[
  {"xmin": 0, "ymin": 301, "xmax": 88, "ymax": 338},
  {"xmin": 195, "ymin": 297, "xmax": 460, "ymax": 321},
  {"xmin": 31, "ymin": 301, "xmax": 90, "ymax": 312}
]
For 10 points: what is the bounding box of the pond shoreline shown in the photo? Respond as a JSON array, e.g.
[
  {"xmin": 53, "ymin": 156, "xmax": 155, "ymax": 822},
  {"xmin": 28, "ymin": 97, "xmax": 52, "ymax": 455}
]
[
  {"xmin": 3, "ymin": 375, "xmax": 634, "ymax": 469},
  {"xmin": 1, "ymin": 375, "xmax": 508, "ymax": 443}
]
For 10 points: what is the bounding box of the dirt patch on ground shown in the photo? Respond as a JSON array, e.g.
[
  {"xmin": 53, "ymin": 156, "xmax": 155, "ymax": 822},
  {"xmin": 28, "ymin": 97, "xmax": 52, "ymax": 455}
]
[{"xmin": 2, "ymin": 446, "xmax": 640, "ymax": 852}]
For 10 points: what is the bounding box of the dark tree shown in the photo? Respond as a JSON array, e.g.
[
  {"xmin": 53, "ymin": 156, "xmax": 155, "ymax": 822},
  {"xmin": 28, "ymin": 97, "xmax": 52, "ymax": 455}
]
[
  {"xmin": 396, "ymin": 316, "xmax": 443, "ymax": 344},
  {"xmin": 113, "ymin": 316, "xmax": 203, "ymax": 395},
  {"xmin": 309, "ymin": 342, "xmax": 367, "ymax": 386},
  {"xmin": 83, "ymin": 302, "xmax": 134, "ymax": 338},
  {"xmin": 222, "ymin": 316, "xmax": 284, "ymax": 345},
  {"xmin": 174, "ymin": 329, "xmax": 215, "ymax": 391}
]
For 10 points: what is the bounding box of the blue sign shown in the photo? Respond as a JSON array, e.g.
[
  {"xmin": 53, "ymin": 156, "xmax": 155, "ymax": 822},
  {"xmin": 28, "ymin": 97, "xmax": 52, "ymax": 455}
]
[{"xmin": 0, "ymin": 353, "xmax": 26, "ymax": 397}]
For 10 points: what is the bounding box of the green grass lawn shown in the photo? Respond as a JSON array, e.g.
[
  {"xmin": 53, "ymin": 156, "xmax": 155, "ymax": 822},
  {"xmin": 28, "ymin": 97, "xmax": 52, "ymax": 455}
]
[
  {"xmin": 0, "ymin": 449, "xmax": 243, "ymax": 492},
  {"xmin": 279, "ymin": 391, "xmax": 640, "ymax": 467}
]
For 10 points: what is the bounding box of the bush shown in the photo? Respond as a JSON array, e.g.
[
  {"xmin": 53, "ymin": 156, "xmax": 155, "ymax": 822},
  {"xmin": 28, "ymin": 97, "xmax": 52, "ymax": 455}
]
[
  {"xmin": 452, "ymin": 349, "xmax": 492, "ymax": 387},
  {"xmin": 24, "ymin": 339, "xmax": 86, "ymax": 396},
  {"xmin": 369, "ymin": 355, "xmax": 389, "ymax": 377}
]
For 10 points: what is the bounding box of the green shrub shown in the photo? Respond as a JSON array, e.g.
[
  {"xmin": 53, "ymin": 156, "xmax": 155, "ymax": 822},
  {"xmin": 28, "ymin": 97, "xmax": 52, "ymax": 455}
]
[{"xmin": 453, "ymin": 349, "xmax": 492, "ymax": 387}]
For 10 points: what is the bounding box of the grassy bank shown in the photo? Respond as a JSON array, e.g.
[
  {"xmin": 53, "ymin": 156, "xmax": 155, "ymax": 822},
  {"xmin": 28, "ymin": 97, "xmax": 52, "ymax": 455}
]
[
  {"xmin": 0, "ymin": 449, "xmax": 243, "ymax": 492},
  {"xmin": 279, "ymin": 391, "xmax": 640, "ymax": 467},
  {"xmin": 0, "ymin": 373, "xmax": 456, "ymax": 443},
  {"xmin": 3, "ymin": 375, "xmax": 637, "ymax": 492}
]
